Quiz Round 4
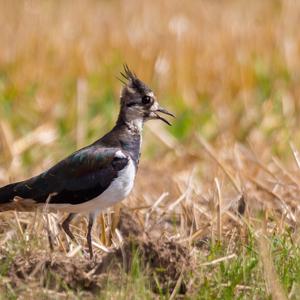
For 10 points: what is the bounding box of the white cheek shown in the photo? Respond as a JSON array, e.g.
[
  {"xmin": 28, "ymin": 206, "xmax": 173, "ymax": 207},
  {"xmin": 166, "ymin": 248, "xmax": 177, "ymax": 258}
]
[{"xmin": 151, "ymin": 102, "xmax": 159, "ymax": 110}]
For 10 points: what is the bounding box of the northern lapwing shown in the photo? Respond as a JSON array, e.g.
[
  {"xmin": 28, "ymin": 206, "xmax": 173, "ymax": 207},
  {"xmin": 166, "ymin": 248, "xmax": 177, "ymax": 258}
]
[{"xmin": 0, "ymin": 65, "xmax": 174, "ymax": 258}]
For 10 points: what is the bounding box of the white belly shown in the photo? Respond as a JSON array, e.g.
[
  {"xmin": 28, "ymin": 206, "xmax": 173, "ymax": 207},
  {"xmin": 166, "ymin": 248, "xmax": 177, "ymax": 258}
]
[{"xmin": 47, "ymin": 158, "xmax": 136, "ymax": 213}]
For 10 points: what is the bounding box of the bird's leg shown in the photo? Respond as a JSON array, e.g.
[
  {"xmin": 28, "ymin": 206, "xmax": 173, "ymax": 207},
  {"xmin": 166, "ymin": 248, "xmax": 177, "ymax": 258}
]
[
  {"xmin": 45, "ymin": 214, "xmax": 54, "ymax": 252},
  {"xmin": 87, "ymin": 213, "xmax": 95, "ymax": 259},
  {"xmin": 62, "ymin": 213, "xmax": 77, "ymax": 241}
]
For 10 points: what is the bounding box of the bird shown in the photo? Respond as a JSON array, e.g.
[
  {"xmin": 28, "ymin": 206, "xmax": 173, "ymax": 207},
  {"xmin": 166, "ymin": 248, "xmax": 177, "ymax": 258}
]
[{"xmin": 0, "ymin": 65, "xmax": 175, "ymax": 258}]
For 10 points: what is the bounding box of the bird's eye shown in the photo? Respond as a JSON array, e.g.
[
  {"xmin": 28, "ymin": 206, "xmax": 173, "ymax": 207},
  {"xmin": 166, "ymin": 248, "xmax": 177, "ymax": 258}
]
[{"xmin": 142, "ymin": 95, "xmax": 152, "ymax": 104}]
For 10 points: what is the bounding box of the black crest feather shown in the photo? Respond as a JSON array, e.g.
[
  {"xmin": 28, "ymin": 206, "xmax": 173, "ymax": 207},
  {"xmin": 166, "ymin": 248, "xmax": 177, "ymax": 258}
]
[
  {"xmin": 121, "ymin": 64, "xmax": 137, "ymax": 82},
  {"xmin": 119, "ymin": 64, "xmax": 151, "ymax": 94}
]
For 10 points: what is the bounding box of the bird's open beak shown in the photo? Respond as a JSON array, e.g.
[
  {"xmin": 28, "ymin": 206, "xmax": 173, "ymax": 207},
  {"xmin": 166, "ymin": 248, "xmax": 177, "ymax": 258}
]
[{"xmin": 153, "ymin": 106, "xmax": 176, "ymax": 126}]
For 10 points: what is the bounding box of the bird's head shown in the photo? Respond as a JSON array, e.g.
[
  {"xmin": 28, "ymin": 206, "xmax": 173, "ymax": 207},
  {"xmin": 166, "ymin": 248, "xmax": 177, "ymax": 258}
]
[{"xmin": 118, "ymin": 65, "xmax": 175, "ymax": 126}]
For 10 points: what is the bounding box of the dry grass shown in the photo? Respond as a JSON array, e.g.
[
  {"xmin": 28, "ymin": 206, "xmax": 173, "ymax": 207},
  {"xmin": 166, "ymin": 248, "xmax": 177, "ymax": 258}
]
[{"xmin": 1, "ymin": 0, "xmax": 300, "ymax": 298}]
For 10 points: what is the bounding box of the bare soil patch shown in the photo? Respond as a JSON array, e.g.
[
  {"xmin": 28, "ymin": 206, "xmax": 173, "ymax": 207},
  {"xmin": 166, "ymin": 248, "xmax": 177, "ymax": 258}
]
[{"xmin": 1, "ymin": 209, "xmax": 190, "ymax": 296}]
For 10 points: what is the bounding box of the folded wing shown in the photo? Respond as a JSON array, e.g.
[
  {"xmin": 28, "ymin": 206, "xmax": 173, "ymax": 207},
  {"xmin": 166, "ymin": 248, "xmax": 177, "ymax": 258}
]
[{"xmin": 0, "ymin": 147, "xmax": 129, "ymax": 208}]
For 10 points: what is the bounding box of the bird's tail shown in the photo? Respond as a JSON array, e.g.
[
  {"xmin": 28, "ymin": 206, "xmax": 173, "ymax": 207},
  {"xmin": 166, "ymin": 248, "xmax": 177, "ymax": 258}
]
[
  {"xmin": 0, "ymin": 183, "xmax": 18, "ymax": 211},
  {"xmin": 0, "ymin": 182, "xmax": 39, "ymax": 212},
  {"xmin": 0, "ymin": 183, "xmax": 17, "ymax": 203}
]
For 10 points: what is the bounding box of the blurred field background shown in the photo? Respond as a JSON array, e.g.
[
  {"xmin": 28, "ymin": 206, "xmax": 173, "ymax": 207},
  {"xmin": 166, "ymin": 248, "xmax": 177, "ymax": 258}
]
[{"xmin": 1, "ymin": 0, "xmax": 300, "ymax": 299}]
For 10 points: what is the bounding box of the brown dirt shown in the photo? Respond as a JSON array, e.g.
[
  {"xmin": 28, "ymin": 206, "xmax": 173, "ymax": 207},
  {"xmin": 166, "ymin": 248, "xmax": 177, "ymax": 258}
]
[
  {"xmin": 96, "ymin": 238, "xmax": 189, "ymax": 294},
  {"xmin": 1, "ymin": 209, "xmax": 190, "ymax": 296},
  {"xmin": 5, "ymin": 254, "xmax": 102, "ymax": 292},
  {"xmin": 117, "ymin": 208, "xmax": 144, "ymax": 239}
]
